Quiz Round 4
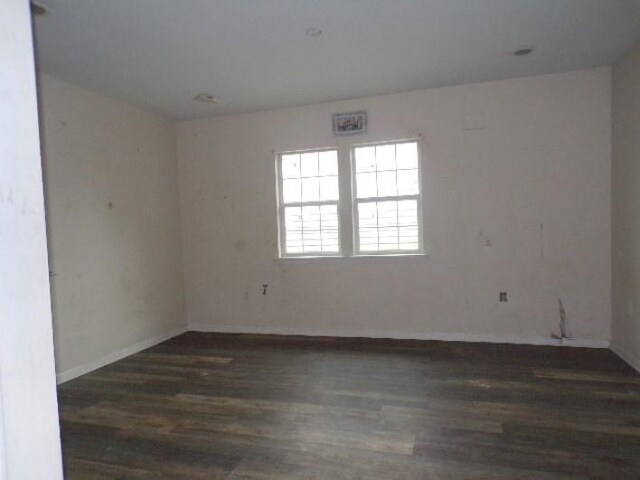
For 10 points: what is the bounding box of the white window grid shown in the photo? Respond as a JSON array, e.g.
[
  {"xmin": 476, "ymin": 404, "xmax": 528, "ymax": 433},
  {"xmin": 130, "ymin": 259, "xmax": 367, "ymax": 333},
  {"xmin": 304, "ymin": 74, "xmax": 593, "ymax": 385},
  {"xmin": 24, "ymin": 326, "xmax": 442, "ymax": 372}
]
[
  {"xmin": 350, "ymin": 139, "xmax": 424, "ymax": 255},
  {"xmin": 276, "ymin": 148, "xmax": 342, "ymax": 257}
]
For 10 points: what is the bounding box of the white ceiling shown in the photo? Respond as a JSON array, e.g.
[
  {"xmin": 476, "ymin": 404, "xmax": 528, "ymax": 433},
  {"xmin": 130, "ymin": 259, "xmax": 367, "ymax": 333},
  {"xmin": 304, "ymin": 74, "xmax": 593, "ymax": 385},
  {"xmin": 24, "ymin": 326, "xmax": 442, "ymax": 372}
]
[{"xmin": 34, "ymin": 0, "xmax": 640, "ymax": 120}]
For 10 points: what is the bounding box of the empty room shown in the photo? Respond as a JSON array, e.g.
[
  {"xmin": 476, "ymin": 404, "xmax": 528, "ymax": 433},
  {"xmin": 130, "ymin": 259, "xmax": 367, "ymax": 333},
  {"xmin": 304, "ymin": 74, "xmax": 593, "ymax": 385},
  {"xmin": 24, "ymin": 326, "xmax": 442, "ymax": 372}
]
[{"xmin": 3, "ymin": 0, "xmax": 640, "ymax": 478}]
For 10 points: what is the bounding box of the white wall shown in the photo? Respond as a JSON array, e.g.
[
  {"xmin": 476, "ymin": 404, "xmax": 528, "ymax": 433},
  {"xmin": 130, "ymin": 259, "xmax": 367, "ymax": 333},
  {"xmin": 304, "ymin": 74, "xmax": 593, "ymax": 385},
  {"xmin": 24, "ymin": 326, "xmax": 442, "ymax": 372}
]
[
  {"xmin": 612, "ymin": 43, "xmax": 640, "ymax": 372},
  {"xmin": 39, "ymin": 74, "xmax": 186, "ymax": 382},
  {"xmin": 0, "ymin": 382, "xmax": 4, "ymax": 479},
  {"xmin": 0, "ymin": 2, "xmax": 63, "ymax": 478},
  {"xmin": 177, "ymin": 68, "xmax": 612, "ymax": 346}
]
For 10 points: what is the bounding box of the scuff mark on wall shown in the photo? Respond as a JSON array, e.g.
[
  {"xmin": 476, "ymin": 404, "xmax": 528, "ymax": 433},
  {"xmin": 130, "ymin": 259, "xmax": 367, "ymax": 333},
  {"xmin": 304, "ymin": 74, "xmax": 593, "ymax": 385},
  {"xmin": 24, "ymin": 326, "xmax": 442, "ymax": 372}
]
[
  {"xmin": 551, "ymin": 298, "xmax": 571, "ymax": 344},
  {"xmin": 477, "ymin": 228, "xmax": 492, "ymax": 247},
  {"xmin": 539, "ymin": 223, "xmax": 545, "ymax": 262},
  {"xmin": 0, "ymin": 190, "xmax": 14, "ymax": 205}
]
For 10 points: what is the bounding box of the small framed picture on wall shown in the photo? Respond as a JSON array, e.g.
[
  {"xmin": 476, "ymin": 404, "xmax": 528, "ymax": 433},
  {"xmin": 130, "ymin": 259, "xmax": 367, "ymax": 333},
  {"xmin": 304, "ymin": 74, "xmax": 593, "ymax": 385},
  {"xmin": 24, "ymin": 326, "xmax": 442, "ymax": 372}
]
[{"xmin": 332, "ymin": 111, "xmax": 367, "ymax": 135}]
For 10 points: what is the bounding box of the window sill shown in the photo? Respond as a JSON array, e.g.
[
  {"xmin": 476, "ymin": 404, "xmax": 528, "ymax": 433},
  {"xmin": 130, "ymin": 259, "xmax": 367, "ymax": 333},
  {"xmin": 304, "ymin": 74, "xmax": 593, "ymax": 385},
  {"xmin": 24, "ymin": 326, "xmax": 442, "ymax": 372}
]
[{"xmin": 275, "ymin": 253, "xmax": 428, "ymax": 265}]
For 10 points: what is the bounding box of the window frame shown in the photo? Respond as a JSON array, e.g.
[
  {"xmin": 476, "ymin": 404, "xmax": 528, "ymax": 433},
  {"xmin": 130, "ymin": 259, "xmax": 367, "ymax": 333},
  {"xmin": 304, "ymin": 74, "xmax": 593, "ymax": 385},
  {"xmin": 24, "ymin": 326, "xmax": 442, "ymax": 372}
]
[
  {"xmin": 276, "ymin": 147, "xmax": 342, "ymax": 258},
  {"xmin": 350, "ymin": 138, "xmax": 425, "ymax": 256}
]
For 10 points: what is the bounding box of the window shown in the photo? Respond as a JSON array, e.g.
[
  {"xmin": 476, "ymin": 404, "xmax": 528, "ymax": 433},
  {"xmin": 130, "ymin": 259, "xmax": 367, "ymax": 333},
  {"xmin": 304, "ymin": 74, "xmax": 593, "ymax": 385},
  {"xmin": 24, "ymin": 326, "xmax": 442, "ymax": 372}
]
[
  {"xmin": 352, "ymin": 140, "xmax": 422, "ymax": 254},
  {"xmin": 277, "ymin": 149, "xmax": 340, "ymax": 256},
  {"xmin": 276, "ymin": 139, "xmax": 423, "ymax": 258}
]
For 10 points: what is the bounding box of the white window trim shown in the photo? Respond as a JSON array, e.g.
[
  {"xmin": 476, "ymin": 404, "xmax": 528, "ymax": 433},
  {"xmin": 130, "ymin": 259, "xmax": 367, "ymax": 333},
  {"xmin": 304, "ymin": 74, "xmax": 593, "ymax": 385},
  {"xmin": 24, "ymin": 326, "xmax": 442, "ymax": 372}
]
[
  {"xmin": 276, "ymin": 147, "xmax": 342, "ymax": 258},
  {"xmin": 350, "ymin": 138, "xmax": 425, "ymax": 256}
]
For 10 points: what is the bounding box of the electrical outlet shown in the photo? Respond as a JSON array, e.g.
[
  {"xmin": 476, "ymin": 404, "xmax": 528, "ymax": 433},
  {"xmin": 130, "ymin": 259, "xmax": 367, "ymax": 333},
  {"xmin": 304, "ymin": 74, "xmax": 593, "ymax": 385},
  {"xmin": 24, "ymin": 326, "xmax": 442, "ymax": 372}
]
[{"xmin": 499, "ymin": 292, "xmax": 508, "ymax": 302}]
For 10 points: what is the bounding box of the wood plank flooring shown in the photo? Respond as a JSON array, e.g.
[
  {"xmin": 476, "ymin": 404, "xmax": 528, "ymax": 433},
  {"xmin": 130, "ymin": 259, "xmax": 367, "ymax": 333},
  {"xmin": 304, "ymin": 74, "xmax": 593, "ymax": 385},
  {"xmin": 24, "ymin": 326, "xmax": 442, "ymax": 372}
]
[{"xmin": 58, "ymin": 333, "xmax": 640, "ymax": 479}]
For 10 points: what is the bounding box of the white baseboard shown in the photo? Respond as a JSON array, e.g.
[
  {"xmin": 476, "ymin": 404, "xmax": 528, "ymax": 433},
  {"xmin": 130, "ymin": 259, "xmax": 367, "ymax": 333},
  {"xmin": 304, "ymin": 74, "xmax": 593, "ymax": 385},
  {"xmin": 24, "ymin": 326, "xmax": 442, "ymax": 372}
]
[
  {"xmin": 188, "ymin": 323, "xmax": 610, "ymax": 349},
  {"xmin": 56, "ymin": 325, "xmax": 188, "ymax": 384},
  {"xmin": 55, "ymin": 324, "xmax": 612, "ymax": 385},
  {"xmin": 610, "ymin": 341, "xmax": 640, "ymax": 373}
]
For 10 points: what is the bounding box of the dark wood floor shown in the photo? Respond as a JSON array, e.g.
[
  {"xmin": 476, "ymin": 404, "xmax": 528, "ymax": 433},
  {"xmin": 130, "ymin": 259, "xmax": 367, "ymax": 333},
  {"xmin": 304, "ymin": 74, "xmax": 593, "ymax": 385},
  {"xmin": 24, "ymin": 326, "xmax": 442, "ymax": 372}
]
[{"xmin": 58, "ymin": 333, "xmax": 640, "ymax": 479}]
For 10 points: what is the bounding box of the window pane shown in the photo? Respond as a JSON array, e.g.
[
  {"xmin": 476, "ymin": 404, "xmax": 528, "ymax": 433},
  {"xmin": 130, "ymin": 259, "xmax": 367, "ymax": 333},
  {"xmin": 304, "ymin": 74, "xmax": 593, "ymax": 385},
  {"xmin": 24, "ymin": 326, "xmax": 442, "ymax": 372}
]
[
  {"xmin": 396, "ymin": 142, "xmax": 418, "ymax": 170},
  {"xmin": 399, "ymin": 226, "xmax": 419, "ymax": 250},
  {"xmin": 358, "ymin": 202, "xmax": 378, "ymax": 252},
  {"xmin": 300, "ymin": 152, "xmax": 318, "ymax": 177},
  {"xmin": 398, "ymin": 199, "xmax": 418, "ymax": 226},
  {"xmin": 302, "ymin": 205, "xmax": 321, "ymax": 252},
  {"xmin": 357, "ymin": 199, "xmax": 420, "ymax": 253},
  {"xmin": 398, "ymin": 200, "xmax": 419, "ymax": 249},
  {"xmin": 355, "ymin": 146, "xmax": 376, "ymax": 172},
  {"xmin": 358, "ymin": 202, "xmax": 377, "ymax": 227},
  {"xmin": 279, "ymin": 148, "xmax": 340, "ymax": 256},
  {"xmin": 301, "ymin": 177, "xmax": 320, "ymax": 202},
  {"xmin": 397, "ymin": 169, "xmax": 419, "ymax": 196},
  {"xmin": 377, "ymin": 202, "xmax": 399, "ymax": 250},
  {"xmin": 284, "ymin": 207, "xmax": 303, "ymax": 253},
  {"xmin": 281, "ymin": 154, "xmax": 300, "ymax": 179},
  {"xmin": 319, "ymin": 176, "xmax": 339, "ymax": 201},
  {"xmin": 379, "ymin": 227, "xmax": 399, "ymax": 250},
  {"xmin": 376, "ymin": 144, "xmax": 396, "ymax": 171},
  {"xmin": 360, "ymin": 241, "xmax": 379, "ymax": 252},
  {"xmin": 284, "ymin": 203, "xmax": 340, "ymax": 255},
  {"xmin": 352, "ymin": 141, "xmax": 422, "ymax": 255},
  {"xmin": 376, "ymin": 171, "xmax": 397, "ymax": 197},
  {"xmin": 320, "ymin": 204, "xmax": 339, "ymax": 252},
  {"xmin": 356, "ymin": 172, "xmax": 377, "ymax": 198},
  {"xmin": 319, "ymin": 151, "xmax": 338, "ymax": 176},
  {"xmin": 377, "ymin": 201, "xmax": 398, "ymax": 227},
  {"xmin": 282, "ymin": 178, "xmax": 301, "ymax": 203},
  {"xmin": 302, "ymin": 205, "xmax": 320, "ymax": 226}
]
